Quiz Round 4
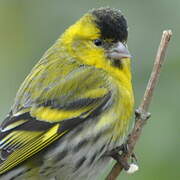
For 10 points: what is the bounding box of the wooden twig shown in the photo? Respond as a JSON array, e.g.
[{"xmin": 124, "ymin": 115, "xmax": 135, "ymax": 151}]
[{"xmin": 105, "ymin": 30, "xmax": 172, "ymax": 180}]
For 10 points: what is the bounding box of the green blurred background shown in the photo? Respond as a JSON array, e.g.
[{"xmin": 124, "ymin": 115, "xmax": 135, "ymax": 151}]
[{"xmin": 0, "ymin": 0, "xmax": 179, "ymax": 179}]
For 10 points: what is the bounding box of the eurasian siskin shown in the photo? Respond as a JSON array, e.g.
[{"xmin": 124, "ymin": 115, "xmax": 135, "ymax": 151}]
[{"xmin": 0, "ymin": 7, "xmax": 134, "ymax": 180}]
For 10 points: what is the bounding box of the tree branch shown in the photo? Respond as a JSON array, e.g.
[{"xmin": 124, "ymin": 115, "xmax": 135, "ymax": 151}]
[{"xmin": 105, "ymin": 30, "xmax": 172, "ymax": 180}]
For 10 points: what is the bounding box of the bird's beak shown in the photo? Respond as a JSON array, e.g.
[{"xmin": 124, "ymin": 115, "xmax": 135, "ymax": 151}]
[{"xmin": 107, "ymin": 42, "xmax": 131, "ymax": 60}]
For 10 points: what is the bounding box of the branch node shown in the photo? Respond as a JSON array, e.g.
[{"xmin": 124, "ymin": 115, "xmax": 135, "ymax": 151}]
[{"xmin": 135, "ymin": 108, "xmax": 151, "ymax": 121}]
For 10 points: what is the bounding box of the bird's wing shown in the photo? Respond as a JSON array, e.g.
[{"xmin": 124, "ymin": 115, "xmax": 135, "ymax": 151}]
[{"xmin": 0, "ymin": 63, "xmax": 113, "ymax": 174}]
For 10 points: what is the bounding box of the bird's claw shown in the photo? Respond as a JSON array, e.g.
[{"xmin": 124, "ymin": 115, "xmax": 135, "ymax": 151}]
[{"xmin": 105, "ymin": 143, "xmax": 138, "ymax": 172}]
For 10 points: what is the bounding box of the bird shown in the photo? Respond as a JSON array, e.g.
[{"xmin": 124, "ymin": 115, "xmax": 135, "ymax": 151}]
[{"xmin": 0, "ymin": 7, "xmax": 134, "ymax": 180}]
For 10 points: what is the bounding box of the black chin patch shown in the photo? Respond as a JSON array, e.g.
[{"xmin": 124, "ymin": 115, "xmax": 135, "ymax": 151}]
[
  {"xmin": 112, "ymin": 59, "xmax": 123, "ymax": 69},
  {"xmin": 91, "ymin": 7, "xmax": 128, "ymax": 42}
]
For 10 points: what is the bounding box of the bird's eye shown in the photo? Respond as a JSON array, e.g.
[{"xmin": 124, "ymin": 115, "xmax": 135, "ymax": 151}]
[{"xmin": 94, "ymin": 39, "xmax": 102, "ymax": 46}]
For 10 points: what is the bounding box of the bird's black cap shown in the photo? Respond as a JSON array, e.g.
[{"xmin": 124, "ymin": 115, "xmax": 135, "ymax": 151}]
[{"xmin": 91, "ymin": 7, "xmax": 128, "ymax": 42}]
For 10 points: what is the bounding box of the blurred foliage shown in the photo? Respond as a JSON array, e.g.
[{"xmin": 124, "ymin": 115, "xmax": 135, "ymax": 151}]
[{"xmin": 0, "ymin": 0, "xmax": 179, "ymax": 179}]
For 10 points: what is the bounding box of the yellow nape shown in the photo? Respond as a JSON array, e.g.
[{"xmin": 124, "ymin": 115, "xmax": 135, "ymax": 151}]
[{"xmin": 60, "ymin": 14, "xmax": 100, "ymax": 45}]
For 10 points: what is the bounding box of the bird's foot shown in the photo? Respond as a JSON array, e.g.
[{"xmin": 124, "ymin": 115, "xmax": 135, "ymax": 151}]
[{"xmin": 105, "ymin": 144, "xmax": 138, "ymax": 172}]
